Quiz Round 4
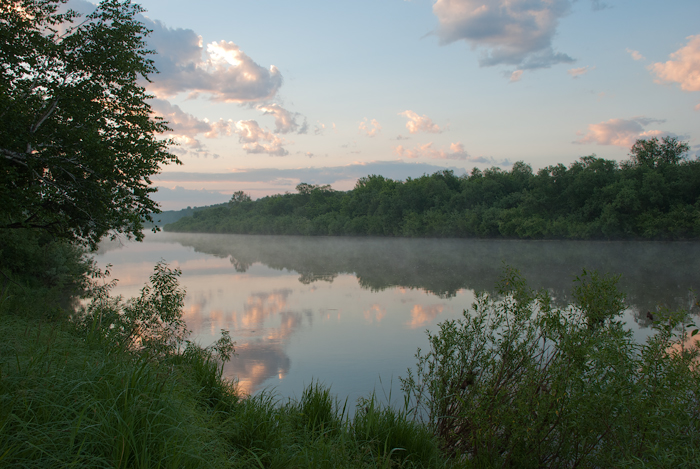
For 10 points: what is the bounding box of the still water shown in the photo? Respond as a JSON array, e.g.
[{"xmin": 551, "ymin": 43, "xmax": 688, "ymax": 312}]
[{"xmin": 94, "ymin": 232, "xmax": 700, "ymax": 403}]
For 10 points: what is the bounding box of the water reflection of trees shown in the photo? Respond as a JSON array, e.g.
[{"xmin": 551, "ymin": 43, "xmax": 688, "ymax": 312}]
[{"xmin": 155, "ymin": 233, "xmax": 700, "ymax": 327}]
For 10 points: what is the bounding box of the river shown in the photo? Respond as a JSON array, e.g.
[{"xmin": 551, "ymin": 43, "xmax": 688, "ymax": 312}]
[{"xmin": 93, "ymin": 232, "xmax": 700, "ymax": 404}]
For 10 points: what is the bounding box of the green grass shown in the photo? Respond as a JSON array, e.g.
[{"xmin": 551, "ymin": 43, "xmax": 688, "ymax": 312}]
[{"xmin": 0, "ymin": 307, "xmax": 451, "ymax": 468}]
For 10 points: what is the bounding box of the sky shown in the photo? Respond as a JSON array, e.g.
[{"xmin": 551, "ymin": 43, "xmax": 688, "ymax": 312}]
[{"xmin": 70, "ymin": 0, "xmax": 700, "ymax": 210}]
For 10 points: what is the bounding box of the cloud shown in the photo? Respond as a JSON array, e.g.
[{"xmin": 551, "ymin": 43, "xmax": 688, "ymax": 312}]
[
  {"xmin": 626, "ymin": 48, "xmax": 645, "ymax": 61},
  {"xmin": 509, "ymin": 69, "xmax": 523, "ymax": 82},
  {"xmin": 650, "ymin": 35, "xmax": 700, "ymax": 92},
  {"xmin": 695, "ymin": 103, "xmax": 700, "ymax": 111},
  {"xmin": 590, "ymin": 0, "xmax": 608, "ymax": 10},
  {"xmin": 256, "ymin": 104, "xmax": 307, "ymax": 134},
  {"xmin": 399, "ymin": 110, "xmax": 444, "ymax": 134},
  {"xmin": 151, "ymin": 98, "xmax": 212, "ymax": 137},
  {"xmin": 233, "ymin": 120, "xmax": 289, "ymax": 156},
  {"xmin": 575, "ymin": 117, "xmax": 675, "ymax": 147},
  {"xmin": 394, "ymin": 142, "xmax": 506, "ymax": 165},
  {"xmin": 432, "ymin": 0, "xmax": 575, "ymax": 70},
  {"xmin": 394, "ymin": 142, "xmax": 466, "ymax": 160},
  {"xmin": 142, "ymin": 19, "xmax": 282, "ymax": 102},
  {"xmin": 150, "ymin": 98, "xmax": 235, "ymax": 157},
  {"xmin": 567, "ymin": 66, "xmax": 595, "ymax": 78},
  {"xmin": 359, "ymin": 118, "xmax": 382, "ymax": 137}
]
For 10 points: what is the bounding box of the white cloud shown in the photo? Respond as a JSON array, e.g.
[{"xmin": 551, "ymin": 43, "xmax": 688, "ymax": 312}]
[
  {"xmin": 567, "ymin": 66, "xmax": 595, "ymax": 78},
  {"xmin": 256, "ymin": 104, "xmax": 307, "ymax": 134},
  {"xmin": 142, "ymin": 19, "xmax": 282, "ymax": 102},
  {"xmin": 575, "ymin": 117, "xmax": 673, "ymax": 147},
  {"xmin": 626, "ymin": 48, "xmax": 645, "ymax": 61},
  {"xmin": 233, "ymin": 120, "xmax": 288, "ymax": 156},
  {"xmin": 509, "ymin": 69, "xmax": 523, "ymax": 82},
  {"xmin": 359, "ymin": 118, "xmax": 382, "ymax": 137},
  {"xmin": 399, "ymin": 110, "xmax": 444, "ymax": 134},
  {"xmin": 432, "ymin": 0, "xmax": 575, "ymax": 70},
  {"xmin": 650, "ymin": 35, "xmax": 700, "ymax": 92}
]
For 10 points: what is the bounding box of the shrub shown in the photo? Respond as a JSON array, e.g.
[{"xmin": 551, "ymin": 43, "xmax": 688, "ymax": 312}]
[
  {"xmin": 401, "ymin": 267, "xmax": 700, "ymax": 467},
  {"xmin": 75, "ymin": 260, "xmax": 188, "ymax": 357}
]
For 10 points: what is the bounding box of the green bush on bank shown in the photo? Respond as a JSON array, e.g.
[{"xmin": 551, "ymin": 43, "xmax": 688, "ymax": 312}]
[{"xmin": 401, "ymin": 267, "xmax": 700, "ymax": 467}]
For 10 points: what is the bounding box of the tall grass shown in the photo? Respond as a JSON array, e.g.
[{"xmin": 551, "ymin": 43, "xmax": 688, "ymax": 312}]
[{"xmin": 0, "ymin": 314, "xmax": 227, "ymax": 468}]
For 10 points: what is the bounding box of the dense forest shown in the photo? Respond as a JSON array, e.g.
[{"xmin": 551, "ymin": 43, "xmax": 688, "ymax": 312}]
[{"xmin": 166, "ymin": 137, "xmax": 700, "ymax": 240}]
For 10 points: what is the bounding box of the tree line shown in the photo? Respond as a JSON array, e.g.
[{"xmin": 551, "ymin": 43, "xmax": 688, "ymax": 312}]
[{"xmin": 166, "ymin": 137, "xmax": 700, "ymax": 240}]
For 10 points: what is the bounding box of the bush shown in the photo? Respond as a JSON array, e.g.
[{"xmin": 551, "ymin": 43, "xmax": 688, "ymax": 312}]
[
  {"xmin": 401, "ymin": 267, "xmax": 700, "ymax": 467},
  {"xmin": 75, "ymin": 261, "xmax": 189, "ymax": 357}
]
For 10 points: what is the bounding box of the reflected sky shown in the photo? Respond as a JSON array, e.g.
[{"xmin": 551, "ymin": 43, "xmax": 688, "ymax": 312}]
[{"xmin": 93, "ymin": 232, "xmax": 700, "ymax": 401}]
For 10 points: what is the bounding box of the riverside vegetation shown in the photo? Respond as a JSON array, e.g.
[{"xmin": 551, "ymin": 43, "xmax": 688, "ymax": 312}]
[
  {"xmin": 2, "ymin": 230, "xmax": 700, "ymax": 467},
  {"xmin": 0, "ymin": 230, "xmax": 446, "ymax": 468},
  {"xmin": 166, "ymin": 137, "xmax": 700, "ymax": 240},
  {"xmin": 2, "ymin": 1, "xmax": 699, "ymax": 466}
]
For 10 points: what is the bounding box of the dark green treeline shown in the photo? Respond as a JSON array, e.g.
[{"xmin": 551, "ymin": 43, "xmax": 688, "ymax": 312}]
[{"xmin": 166, "ymin": 145, "xmax": 700, "ymax": 240}]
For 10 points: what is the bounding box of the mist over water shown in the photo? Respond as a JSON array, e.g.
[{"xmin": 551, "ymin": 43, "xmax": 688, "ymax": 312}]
[{"xmin": 95, "ymin": 232, "xmax": 700, "ymax": 402}]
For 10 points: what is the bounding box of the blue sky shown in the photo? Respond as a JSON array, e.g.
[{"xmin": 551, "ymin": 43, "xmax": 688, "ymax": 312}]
[{"xmin": 73, "ymin": 0, "xmax": 700, "ymax": 209}]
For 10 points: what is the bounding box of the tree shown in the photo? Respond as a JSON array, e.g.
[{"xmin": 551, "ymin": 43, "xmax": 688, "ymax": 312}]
[
  {"xmin": 626, "ymin": 136, "xmax": 690, "ymax": 168},
  {"xmin": 0, "ymin": 0, "xmax": 179, "ymax": 248},
  {"xmin": 229, "ymin": 190, "xmax": 251, "ymax": 206},
  {"xmin": 295, "ymin": 182, "xmax": 332, "ymax": 195}
]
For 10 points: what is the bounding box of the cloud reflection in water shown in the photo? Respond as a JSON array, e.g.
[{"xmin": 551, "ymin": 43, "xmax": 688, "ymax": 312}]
[{"xmin": 93, "ymin": 232, "xmax": 700, "ymax": 399}]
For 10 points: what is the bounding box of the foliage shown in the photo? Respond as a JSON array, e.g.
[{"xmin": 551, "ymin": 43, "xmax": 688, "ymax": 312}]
[
  {"xmin": 229, "ymin": 190, "xmax": 252, "ymax": 206},
  {"xmin": 165, "ymin": 138, "xmax": 700, "ymax": 240},
  {"xmin": 625, "ymin": 136, "xmax": 690, "ymax": 169},
  {"xmin": 400, "ymin": 267, "xmax": 700, "ymax": 467},
  {"xmin": 0, "ymin": 0, "xmax": 179, "ymax": 248},
  {"xmin": 0, "ymin": 228, "xmax": 92, "ymax": 316},
  {"xmin": 75, "ymin": 260, "xmax": 189, "ymax": 357}
]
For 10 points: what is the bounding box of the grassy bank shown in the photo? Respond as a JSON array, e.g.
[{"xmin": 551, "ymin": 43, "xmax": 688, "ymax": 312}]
[{"xmin": 0, "ymin": 311, "xmax": 447, "ymax": 468}]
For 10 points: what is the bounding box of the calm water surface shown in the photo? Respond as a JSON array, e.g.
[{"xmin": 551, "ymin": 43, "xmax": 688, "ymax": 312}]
[{"xmin": 94, "ymin": 232, "xmax": 700, "ymax": 403}]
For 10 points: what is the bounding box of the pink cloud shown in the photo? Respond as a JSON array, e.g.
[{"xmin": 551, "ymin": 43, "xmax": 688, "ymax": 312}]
[
  {"xmin": 256, "ymin": 104, "xmax": 307, "ymax": 134},
  {"xmin": 509, "ymin": 70, "xmax": 523, "ymax": 82},
  {"xmin": 650, "ymin": 35, "xmax": 700, "ymax": 92},
  {"xmin": 233, "ymin": 120, "xmax": 288, "ymax": 156},
  {"xmin": 150, "ymin": 98, "xmax": 233, "ymax": 157},
  {"xmin": 358, "ymin": 118, "xmax": 382, "ymax": 137},
  {"xmin": 626, "ymin": 48, "xmax": 645, "ymax": 61},
  {"xmin": 395, "ymin": 142, "xmax": 464, "ymax": 160},
  {"xmin": 399, "ymin": 110, "xmax": 443, "ymax": 134},
  {"xmin": 575, "ymin": 117, "xmax": 671, "ymax": 147},
  {"xmin": 567, "ymin": 66, "xmax": 595, "ymax": 78}
]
